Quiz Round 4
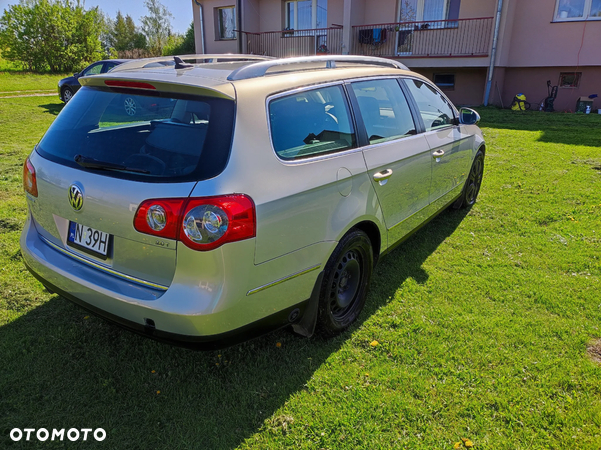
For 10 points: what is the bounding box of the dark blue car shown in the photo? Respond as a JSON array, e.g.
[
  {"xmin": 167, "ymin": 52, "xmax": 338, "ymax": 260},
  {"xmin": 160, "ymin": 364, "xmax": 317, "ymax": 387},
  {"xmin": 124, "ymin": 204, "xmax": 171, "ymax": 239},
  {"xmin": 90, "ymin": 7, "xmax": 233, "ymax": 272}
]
[{"xmin": 58, "ymin": 59, "xmax": 129, "ymax": 103}]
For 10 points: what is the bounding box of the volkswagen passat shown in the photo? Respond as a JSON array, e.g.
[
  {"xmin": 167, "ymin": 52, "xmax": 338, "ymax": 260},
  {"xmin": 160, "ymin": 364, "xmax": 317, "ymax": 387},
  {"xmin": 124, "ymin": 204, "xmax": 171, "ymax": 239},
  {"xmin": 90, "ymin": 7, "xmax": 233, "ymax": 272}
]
[{"xmin": 21, "ymin": 55, "xmax": 485, "ymax": 348}]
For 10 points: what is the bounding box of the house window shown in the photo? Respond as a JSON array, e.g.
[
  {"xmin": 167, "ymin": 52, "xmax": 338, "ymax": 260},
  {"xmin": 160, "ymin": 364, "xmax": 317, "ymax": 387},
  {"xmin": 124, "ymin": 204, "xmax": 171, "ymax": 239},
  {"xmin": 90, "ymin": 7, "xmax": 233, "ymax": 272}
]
[
  {"xmin": 559, "ymin": 72, "xmax": 582, "ymax": 88},
  {"xmin": 285, "ymin": 0, "xmax": 327, "ymax": 30},
  {"xmin": 216, "ymin": 6, "xmax": 236, "ymax": 40},
  {"xmin": 554, "ymin": 0, "xmax": 601, "ymax": 21},
  {"xmin": 433, "ymin": 74, "xmax": 455, "ymax": 90},
  {"xmin": 397, "ymin": 0, "xmax": 461, "ymax": 22}
]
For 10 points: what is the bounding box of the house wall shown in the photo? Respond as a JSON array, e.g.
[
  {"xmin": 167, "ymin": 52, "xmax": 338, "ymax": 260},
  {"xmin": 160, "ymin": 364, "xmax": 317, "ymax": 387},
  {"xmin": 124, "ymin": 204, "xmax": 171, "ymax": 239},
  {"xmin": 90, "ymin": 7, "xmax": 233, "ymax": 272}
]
[
  {"xmin": 244, "ymin": 0, "xmax": 261, "ymax": 32},
  {"xmin": 502, "ymin": 0, "xmax": 601, "ymax": 68},
  {"xmin": 458, "ymin": 0, "xmax": 496, "ymax": 19},
  {"xmin": 194, "ymin": 0, "xmax": 239, "ymax": 54},
  {"xmin": 501, "ymin": 66, "xmax": 601, "ymax": 112},
  {"xmin": 492, "ymin": 0, "xmax": 601, "ymax": 111},
  {"xmin": 413, "ymin": 67, "xmax": 488, "ymax": 106}
]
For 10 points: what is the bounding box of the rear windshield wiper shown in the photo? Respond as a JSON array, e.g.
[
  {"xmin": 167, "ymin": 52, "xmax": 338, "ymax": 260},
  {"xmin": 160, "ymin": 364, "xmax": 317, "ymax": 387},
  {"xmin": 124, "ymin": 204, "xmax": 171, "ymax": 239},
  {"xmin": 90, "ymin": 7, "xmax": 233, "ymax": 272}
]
[{"xmin": 74, "ymin": 155, "xmax": 150, "ymax": 174}]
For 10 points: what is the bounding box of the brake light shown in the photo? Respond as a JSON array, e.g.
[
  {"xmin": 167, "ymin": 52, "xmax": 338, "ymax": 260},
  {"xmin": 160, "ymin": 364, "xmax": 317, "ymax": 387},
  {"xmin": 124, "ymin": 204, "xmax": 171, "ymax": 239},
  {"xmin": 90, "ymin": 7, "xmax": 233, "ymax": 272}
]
[
  {"xmin": 181, "ymin": 195, "xmax": 256, "ymax": 251},
  {"xmin": 104, "ymin": 80, "xmax": 156, "ymax": 90},
  {"xmin": 133, "ymin": 195, "xmax": 255, "ymax": 251},
  {"xmin": 134, "ymin": 198, "xmax": 186, "ymax": 239},
  {"xmin": 23, "ymin": 157, "xmax": 38, "ymax": 197}
]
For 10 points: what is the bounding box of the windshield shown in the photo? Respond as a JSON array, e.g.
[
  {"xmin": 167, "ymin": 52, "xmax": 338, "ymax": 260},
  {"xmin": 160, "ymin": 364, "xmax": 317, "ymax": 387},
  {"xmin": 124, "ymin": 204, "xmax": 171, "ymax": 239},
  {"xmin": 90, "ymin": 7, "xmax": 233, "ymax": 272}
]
[{"xmin": 37, "ymin": 86, "xmax": 235, "ymax": 182}]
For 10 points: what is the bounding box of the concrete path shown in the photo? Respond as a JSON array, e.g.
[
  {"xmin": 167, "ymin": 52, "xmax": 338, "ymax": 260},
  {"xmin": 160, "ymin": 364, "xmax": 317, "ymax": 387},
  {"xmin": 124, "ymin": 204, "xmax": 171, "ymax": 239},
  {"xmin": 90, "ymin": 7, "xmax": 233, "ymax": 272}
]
[{"xmin": 0, "ymin": 92, "xmax": 56, "ymax": 99}]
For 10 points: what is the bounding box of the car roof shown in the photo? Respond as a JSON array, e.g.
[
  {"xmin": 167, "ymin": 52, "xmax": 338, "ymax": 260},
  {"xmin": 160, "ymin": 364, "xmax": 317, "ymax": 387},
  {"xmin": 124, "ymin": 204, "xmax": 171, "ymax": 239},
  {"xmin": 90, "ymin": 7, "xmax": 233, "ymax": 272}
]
[{"xmin": 79, "ymin": 55, "xmax": 428, "ymax": 100}]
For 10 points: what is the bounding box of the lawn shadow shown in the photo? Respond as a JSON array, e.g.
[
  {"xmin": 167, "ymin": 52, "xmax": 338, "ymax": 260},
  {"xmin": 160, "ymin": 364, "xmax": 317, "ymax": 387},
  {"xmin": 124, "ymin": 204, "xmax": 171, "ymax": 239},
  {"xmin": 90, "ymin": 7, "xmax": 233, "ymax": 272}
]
[
  {"xmin": 38, "ymin": 103, "xmax": 63, "ymax": 116},
  {"xmin": 0, "ymin": 207, "xmax": 468, "ymax": 450},
  {"xmin": 479, "ymin": 106, "xmax": 601, "ymax": 148}
]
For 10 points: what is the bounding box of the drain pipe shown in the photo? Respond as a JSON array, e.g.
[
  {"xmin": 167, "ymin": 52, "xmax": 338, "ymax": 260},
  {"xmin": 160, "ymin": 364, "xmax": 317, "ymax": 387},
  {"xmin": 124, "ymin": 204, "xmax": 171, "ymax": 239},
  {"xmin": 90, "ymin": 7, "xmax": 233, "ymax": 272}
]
[
  {"xmin": 193, "ymin": 0, "xmax": 206, "ymax": 54},
  {"xmin": 484, "ymin": 0, "xmax": 503, "ymax": 106},
  {"xmin": 236, "ymin": 0, "xmax": 243, "ymax": 53}
]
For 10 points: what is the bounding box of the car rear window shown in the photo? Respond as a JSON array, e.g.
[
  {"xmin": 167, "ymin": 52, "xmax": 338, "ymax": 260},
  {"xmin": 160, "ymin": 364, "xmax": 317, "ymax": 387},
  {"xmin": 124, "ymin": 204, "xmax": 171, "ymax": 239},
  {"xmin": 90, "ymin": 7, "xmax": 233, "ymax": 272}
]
[
  {"xmin": 269, "ymin": 84, "xmax": 356, "ymax": 161},
  {"xmin": 36, "ymin": 86, "xmax": 234, "ymax": 182}
]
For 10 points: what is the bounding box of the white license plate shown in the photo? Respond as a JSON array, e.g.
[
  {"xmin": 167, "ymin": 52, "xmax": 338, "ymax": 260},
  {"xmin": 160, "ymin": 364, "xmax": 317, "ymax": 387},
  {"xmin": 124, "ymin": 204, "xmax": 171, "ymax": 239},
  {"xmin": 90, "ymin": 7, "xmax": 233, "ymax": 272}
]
[{"xmin": 68, "ymin": 222, "xmax": 111, "ymax": 258}]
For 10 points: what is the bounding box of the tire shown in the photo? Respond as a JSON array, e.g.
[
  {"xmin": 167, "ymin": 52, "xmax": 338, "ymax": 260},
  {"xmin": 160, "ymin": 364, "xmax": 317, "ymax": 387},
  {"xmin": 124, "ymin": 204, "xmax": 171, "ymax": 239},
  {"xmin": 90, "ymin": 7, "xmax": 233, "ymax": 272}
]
[
  {"xmin": 317, "ymin": 229, "xmax": 373, "ymax": 335},
  {"xmin": 453, "ymin": 149, "xmax": 485, "ymax": 209},
  {"xmin": 124, "ymin": 97, "xmax": 137, "ymax": 116},
  {"xmin": 62, "ymin": 87, "xmax": 74, "ymax": 103}
]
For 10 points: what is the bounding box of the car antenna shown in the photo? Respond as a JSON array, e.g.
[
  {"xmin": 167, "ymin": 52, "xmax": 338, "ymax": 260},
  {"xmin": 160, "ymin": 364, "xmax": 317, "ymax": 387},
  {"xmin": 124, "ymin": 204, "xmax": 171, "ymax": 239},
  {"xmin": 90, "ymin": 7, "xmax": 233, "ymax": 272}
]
[{"xmin": 174, "ymin": 56, "xmax": 193, "ymax": 70}]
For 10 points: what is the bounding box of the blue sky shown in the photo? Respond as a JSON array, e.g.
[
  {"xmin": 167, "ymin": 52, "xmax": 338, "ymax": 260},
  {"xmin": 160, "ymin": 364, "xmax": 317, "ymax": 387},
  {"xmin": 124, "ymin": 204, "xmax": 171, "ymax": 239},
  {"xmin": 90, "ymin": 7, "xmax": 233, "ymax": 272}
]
[{"xmin": 0, "ymin": 0, "xmax": 194, "ymax": 35}]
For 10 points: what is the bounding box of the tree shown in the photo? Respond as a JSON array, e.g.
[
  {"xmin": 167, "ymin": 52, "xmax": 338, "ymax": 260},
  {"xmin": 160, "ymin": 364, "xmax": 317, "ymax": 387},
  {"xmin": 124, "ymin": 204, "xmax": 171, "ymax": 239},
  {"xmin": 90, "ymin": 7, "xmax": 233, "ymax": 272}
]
[
  {"xmin": 162, "ymin": 22, "xmax": 195, "ymax": 56},
  {"xmin": 0, "ymin": 0, "xmax": 106, "ymax": 73},
  {"xmin": 140, "ymin": 0, "xmax": 173, "ymax": 56},
  {"xmin": 107, "ymin": 11, "xmax": 146, "ymax": 52}
]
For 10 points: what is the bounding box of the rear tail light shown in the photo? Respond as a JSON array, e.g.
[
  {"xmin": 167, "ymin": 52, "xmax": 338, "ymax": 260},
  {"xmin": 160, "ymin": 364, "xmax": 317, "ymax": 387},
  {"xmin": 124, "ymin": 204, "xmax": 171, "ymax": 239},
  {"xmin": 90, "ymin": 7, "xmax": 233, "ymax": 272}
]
[
  {"xmin": 134, "ymin": 198, "xmax": 186, "ymax": 240},
  {"xmin": 133, "ymin": 194, "xmax": 255, "ymax": 251},
  {"xmin": 23, "ymin": 157, "xmax": 38, "ymax": 197}
]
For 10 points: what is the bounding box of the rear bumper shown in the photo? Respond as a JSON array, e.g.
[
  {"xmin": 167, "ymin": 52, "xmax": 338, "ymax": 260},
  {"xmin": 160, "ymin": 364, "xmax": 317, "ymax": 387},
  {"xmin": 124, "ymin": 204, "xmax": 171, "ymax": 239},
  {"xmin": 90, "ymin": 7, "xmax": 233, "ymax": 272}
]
[
  {"xmin": 20, "ymin": 213, "xmax": 321, "ymax": 348},
  {"xmin": 24, "ymin": 260, "xmax": 307, "ymax": 350}
]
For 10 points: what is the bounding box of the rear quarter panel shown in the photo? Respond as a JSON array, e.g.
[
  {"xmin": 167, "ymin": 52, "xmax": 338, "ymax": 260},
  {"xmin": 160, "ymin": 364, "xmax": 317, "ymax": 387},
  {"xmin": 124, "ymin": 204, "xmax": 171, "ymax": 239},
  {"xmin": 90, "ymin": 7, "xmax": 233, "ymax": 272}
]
[{"xmin": 189, "ymin": 79, "xmax": 386, "ymax": 267}]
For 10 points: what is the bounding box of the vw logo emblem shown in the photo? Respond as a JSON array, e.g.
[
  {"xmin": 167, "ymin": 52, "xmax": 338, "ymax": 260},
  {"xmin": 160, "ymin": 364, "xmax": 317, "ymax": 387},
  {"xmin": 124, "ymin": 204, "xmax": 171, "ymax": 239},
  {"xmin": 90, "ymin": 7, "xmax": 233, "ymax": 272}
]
[{"xmin": 68, "ymin": 184, "xmax": 84, "ymax": 211}]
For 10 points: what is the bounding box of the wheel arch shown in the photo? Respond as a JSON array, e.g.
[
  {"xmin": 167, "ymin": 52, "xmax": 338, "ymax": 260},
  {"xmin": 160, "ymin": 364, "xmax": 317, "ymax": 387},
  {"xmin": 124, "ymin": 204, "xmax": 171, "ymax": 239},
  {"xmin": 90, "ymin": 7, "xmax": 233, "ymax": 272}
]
[{"xmin": 347, "ymin": 220, "xmax": 383, "ymax": 267}]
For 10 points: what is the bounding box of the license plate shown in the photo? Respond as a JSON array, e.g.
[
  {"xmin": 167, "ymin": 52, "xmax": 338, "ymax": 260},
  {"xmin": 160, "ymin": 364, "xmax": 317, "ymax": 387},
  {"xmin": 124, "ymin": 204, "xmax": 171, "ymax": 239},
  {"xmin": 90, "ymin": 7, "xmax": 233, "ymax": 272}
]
[{"xmin": 67, "ymin": 222, "xmax": 111, "ymax": 258}]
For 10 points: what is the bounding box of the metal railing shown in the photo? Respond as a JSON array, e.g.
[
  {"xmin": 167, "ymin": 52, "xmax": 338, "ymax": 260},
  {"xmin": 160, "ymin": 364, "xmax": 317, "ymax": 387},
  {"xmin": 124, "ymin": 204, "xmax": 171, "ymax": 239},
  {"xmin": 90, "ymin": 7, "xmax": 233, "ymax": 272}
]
[
  {"xmin": 238, "ymin": 26, "xmax": 343, "ymax": 58},
  {"xmin": 351, "ymin": 17, "xmax": 494, "ymax": 58}
]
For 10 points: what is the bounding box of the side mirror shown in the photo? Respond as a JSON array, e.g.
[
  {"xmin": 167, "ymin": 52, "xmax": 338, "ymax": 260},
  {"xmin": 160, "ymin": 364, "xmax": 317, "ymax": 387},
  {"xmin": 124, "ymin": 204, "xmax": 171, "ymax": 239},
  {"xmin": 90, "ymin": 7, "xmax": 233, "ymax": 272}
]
[
  {"xmin": 459, "ymin": 107, "xmax": 480, "ymax": 125},
  {"xmin": 73, "ymin": 72, "xmax": 80, "ymax": 78}
]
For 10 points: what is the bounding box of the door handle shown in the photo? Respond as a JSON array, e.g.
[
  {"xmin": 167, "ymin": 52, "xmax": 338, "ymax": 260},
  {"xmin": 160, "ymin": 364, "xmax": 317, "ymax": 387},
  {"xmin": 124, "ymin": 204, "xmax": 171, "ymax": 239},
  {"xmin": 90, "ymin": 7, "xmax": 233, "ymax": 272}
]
[
  {"xmin": 373, "ymin": 169, "xmax": 393, "ymax": 182},
  {"xmin": 432, "ymin": 149, "xmax": 445, "ymax": 158}
]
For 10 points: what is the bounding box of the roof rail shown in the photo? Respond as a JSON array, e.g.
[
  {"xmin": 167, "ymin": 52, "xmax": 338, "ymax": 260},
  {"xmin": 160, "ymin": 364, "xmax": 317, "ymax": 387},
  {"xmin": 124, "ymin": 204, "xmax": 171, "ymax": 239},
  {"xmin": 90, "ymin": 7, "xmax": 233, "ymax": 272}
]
[
  {"xmin": 227, "ymin": 55, "xmax": 409, "ymax": 81},
  {"xmin": 111, "ymin": 54, "xmax": 275, "ymax": 73}
]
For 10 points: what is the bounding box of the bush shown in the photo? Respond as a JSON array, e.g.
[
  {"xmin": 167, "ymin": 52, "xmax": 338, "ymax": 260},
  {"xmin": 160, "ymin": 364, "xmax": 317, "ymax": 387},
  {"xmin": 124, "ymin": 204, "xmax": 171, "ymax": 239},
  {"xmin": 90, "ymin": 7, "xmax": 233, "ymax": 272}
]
[
  {"xmin": 0, "ymin": 0, "xmax": 106, "ymax": 73},
  {"xmin": 162, "ymin": 22, "xmax": 195, "ymax": 56}
]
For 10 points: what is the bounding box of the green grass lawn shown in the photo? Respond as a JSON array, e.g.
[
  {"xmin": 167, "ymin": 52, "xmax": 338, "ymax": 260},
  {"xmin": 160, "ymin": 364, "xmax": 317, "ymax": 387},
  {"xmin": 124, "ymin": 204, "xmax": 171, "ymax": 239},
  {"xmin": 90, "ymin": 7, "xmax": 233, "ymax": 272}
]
[
  {"xmin": 0, "ymin": 58, "xmax": 67, "ymax": 95},
  {"xmin": 0, "ymin": 90, "xmax": 600, "ymax": 449}
]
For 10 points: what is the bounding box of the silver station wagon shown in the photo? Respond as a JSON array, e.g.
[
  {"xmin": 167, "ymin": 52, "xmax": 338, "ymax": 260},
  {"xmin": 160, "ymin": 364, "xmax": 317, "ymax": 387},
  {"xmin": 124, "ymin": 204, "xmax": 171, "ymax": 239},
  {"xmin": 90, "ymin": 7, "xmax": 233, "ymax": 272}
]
[{"xmin": 21, "ymin": 55, "xmax": 485, "ymax": 348}]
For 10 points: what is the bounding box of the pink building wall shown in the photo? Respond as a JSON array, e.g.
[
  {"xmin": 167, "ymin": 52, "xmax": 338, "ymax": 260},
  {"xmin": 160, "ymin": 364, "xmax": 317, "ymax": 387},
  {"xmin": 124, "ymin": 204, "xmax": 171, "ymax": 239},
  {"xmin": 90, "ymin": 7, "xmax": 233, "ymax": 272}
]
[
  {"xmin": 414, "ymin": 67, "xmax": 488, "ymax": 106},
  {"xmin": 500, "ymin": 0, "xmax": 600, "ymax": 68},
  {"xmin": 192, "ymin": 0, "xmax": 600, "ymax": 110},
  {"xmin": 493, "ymin": 0, "xmax": 601, "ymax": 111}
]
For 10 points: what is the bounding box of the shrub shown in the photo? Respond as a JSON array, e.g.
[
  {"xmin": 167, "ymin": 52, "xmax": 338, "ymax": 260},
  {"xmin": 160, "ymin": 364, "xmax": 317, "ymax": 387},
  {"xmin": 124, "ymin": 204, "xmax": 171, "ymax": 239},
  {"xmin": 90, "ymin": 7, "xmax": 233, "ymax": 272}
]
[{"xmin": 0, "ymin": 0, "xmax": 106, "ymax": 73}]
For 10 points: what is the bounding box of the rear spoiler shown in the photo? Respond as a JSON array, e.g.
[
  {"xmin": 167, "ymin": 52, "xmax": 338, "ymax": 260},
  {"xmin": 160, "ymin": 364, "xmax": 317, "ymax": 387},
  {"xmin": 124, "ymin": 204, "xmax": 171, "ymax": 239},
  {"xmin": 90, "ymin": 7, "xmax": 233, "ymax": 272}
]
[{"xmin": 80, "ymin": 75, "xmax": 235, "ymax": 100}]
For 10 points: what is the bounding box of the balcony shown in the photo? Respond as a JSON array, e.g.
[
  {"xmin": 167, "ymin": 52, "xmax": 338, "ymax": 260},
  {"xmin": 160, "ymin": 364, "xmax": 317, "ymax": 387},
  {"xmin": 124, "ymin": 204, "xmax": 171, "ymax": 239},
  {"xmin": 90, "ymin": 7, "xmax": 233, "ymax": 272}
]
[
  {"xmin": 238, "ymin": 26, "xmax": 343, "ymax": 58},
  {"xmin": 351, "ymin": 17, "xmax": 494, "ymax": 59}
]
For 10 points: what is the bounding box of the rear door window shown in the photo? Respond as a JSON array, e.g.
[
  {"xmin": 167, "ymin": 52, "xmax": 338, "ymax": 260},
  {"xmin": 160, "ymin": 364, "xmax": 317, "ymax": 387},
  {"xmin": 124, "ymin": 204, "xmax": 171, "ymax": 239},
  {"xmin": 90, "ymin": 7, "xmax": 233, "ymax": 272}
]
[
  {"xmin": 103, "ymin": 62, "xmax": 119, "ymax": 73},
  {"xmin": 36, "ymin": 87, "xmax": 234, "ymax": 182},
  {"xmin": 404, "ymin": 78, "xmax": 455, "ymax": 131},
  {"xmin": 351, "ymin": 78, "xmax": 417, "ymax": 145},
  {"xmin": 269, "ymin": 84, "xmax": 356, "ymax": 161},
  {"xmin": 82, "ymin": 63, "xmax": 103, "ymax": 76}
]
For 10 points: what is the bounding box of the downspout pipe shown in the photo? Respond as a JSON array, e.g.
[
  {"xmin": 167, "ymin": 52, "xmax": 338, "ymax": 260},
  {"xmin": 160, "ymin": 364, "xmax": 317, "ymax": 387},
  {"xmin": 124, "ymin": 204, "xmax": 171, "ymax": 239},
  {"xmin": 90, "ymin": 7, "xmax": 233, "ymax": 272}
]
[
  {"xmin": 193, "ymin": 0, "xmax": 206, "ymax": 54},
  {"xmin": 484, "ymin": 0, "xmax": 503, "ymax": 106},
  {"xmin": 236, "ymin": 0, "xmax": 243, "ymax": 54}
]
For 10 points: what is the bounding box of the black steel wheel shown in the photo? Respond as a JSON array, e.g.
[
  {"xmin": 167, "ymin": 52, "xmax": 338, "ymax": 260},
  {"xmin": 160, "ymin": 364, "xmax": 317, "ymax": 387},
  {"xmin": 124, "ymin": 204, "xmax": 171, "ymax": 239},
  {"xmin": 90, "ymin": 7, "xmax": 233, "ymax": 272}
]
[
  {"xmin": 453, "ymin": 150, "xmax": 485, "ymax": 209},
  {"xmin": 317, "ymin": 229, "xmax": 373, "ymax": 334}
]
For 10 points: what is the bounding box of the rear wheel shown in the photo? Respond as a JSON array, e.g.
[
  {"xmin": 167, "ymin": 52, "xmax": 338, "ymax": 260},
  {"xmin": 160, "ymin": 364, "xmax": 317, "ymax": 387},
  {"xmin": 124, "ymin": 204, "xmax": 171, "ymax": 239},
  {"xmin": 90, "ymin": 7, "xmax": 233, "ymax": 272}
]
[
  {"xmin": 124, "ymin": 97, "xmax": 137, "ymax": 116},
  {"xmin": 62, "ymin": 87, "xmax": 74, "ymax": 103},
  {"xmin": 453, "ymin": 150, "xmax": 485, "ymax": 209},
  {"xmin": 317, "ymin": 229, "xmax": 373, "ymax": 335}
]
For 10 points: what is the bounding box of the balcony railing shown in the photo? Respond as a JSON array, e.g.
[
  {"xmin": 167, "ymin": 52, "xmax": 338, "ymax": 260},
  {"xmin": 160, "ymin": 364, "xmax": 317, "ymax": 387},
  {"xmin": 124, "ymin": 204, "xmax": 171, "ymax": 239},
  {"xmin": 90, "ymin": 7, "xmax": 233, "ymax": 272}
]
[
  {"xmin": 238, "ymin": 26, "xmax": 343, "ymax": 58},
  {"xmin": 351, "ymin": 17, "xmax": 494, "ymax": 58}
]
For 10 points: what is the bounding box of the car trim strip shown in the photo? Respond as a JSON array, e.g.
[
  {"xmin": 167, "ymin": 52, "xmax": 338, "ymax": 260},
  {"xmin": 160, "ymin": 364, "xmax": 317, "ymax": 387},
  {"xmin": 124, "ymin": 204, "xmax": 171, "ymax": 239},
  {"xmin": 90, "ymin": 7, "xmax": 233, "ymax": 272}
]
[
  {"xmin": 39, "ymin": 235, "xmax": 169, "ymax": 291},
  {"xmin": 246, "ymin": 264, "xmax": 321, "ymax": 296}
]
